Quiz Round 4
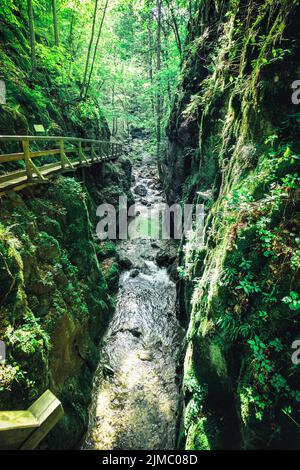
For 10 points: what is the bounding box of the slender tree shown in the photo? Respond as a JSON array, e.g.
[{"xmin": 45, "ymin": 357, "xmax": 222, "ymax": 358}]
[
  {"xmin": 161, "ymin": 22, "xmax": 172, "ymax": 104},
  {"xmin": 84, "ymin": 0, "xmax": 109, "ymax": 98},
  {"xmin": 147, "ymin": 13, "xmax": 155, "ymax": 117},
  {"xmin": 80, "ymin": 0, "xmax": 99, "ymax": 99},
  {"xmin": 67, "ymin": 8, "xmax": 75, "ymax": 79},
  {"xmin": 27, "ymin": 0, "xmax": 36, "ymax": 73},
  {"xmin": 52, "ymin": 0, "xmax": 59, "ymax": 46},
  {"xmin": 156, "ymin": 0, "xmax": 162, "ymax": 158},
  {"xmin": 189, "ymin": 0, "xmax": 193, "ymax": 23},
  {"xmin": 165, "ymin": 0, "xmax": 182, "ymax": 56}
]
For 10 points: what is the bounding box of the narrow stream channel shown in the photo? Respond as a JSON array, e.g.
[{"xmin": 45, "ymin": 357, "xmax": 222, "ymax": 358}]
[{"xmin": 83, "ymin": 140, "xmax": 183, "ymax": 450}]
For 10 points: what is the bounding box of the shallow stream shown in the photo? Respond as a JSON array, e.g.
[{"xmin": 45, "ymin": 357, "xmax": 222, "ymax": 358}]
[{"xmin": 83, "ymin": 141, "xmax": 183, "ymax": 450}]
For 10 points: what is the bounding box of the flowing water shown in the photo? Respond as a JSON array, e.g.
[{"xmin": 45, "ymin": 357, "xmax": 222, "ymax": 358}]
[{"xmin": 83, "ymin": 140, "xmax": 183, "ymax": 450}]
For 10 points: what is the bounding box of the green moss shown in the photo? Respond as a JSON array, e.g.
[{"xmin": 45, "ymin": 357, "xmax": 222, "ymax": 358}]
[
  {"xmin": 106, "ymin": 264, "xmax": 120, "ymax": 292},
  {"xmin": 208, "ymin": 343, "xmax": 228, "ymax": 380},
  {"xmin": 186, "ymin": 418, "xmax": 211, "ymax": 450}
]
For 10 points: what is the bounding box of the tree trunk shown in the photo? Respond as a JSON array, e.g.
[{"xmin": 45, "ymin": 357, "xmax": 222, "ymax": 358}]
[
  {"xmin": 165, "ymin": 0, "xmax": 182, "ymax": 56},
  {"xmin": 80, "ymin": 0, "xmax": 98, "ymax": 99},
  {"xmin": 161, "ymin": 23, "xmax": 172, "ymax": 105},
  {"xmin": 27, "ymin": 0, "xmax": 36, "ymax": 73},
  {"xmin": 52, "ymin": 0, "xmax": 59, "ymax": 46},
  {"xmin": 84, "ymin": 0, "xmax": 109, "ymax": 98},
  {"xmin": 111, "ymin": 84, "xmax": 116, "ymax": 136},
  {"xmin": 189, "ymin": 0, "xmax": 193, "ymax": 23},
  {"xmin": 156, "ymin": 0, "xmax": 162, "ymax": 159},
  {"xmin": 147, "ymin": 14, "xmax": 155, "ymax": 117},
  {"xmin": 67, "ymin": 9, "xmax": 75, "ymax": 79}
]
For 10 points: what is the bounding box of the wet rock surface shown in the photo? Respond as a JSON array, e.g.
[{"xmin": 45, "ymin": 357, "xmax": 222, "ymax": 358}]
[
  {"xmin": 133, "ymin": 184, "xmax": 148, "ymax": 197},
  {"xmin": 84, "ymin": 140, "xmax": 183, "ymax": 450}
]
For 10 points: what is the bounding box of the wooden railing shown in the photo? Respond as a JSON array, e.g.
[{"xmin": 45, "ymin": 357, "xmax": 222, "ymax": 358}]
[
  {"xmin": 0, "ymin": 135, "xmax": 123, "ymax": 194},
  {"xmin": 0, "ymin": 389, "xmax": 63, "ymax": 450}
]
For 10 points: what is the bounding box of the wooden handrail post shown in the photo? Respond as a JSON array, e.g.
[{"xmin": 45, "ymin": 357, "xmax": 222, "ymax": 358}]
[
  {"xmin": 0, "ymin": 390, "xmax": 63, "ymax": 450},
  {"xmin": 95, "ymin": 144, "xmax": 99, "ymax": 161},
  {"xmin": 60, "ymin": 140, "xmax": 65, "ymax": 169},
  {"xmin": 22, "ymin": 140, "xmax": 33, "ymax": 180},
  {"xmin": 91, "ymin": 144, "xmax": 98, "ymax": 162},
  {"xmin": 22, "ymin": 139, "xmax": 46, "ymax": 182},
  {"xmin": 78, "ymin": 141, "xmax": 83, "ymax": 164},
  {"xmin": 78, "ymin": 141, "xmax": 89, "ymax": 165},
  {"xmin": 59, "ymin": 140, "xmax": 74, "ymax": 170}
]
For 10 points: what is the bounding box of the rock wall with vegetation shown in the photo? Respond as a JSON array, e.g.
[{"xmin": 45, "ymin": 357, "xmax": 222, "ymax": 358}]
[
  {"xmin": 162, "ymin": 0, "xmax": 300, "ymax": 449},
  {"xmin": 0, "ymin": 2, "xmax": 135, "ymax": 449},
  {"xmin": 0, "ymin": 159, "xmax": 132, "ymax": 449},
  {"xmin": 0, "ymin": 2, "xmax": 109, "ymax": 141}
]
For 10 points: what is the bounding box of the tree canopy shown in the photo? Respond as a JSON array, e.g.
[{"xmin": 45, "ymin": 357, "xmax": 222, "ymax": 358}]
[{"xmin": 1, "ymin": 0, "xmax": 198, "ymax": 151}]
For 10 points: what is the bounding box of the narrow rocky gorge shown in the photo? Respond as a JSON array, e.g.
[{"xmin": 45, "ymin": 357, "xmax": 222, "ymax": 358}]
[
  {"xmin": 84, "ymin": 140, "xmax": 184, "ymax": 450},
  {"xmin": 1, "ymin": 0, "xmax": 300, "ymax": 452}
]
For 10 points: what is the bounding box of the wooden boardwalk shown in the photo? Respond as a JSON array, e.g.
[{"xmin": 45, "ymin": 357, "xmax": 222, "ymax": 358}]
[{"xmin": 0, "ymin": 135, "xmax": 122, "ymax": 194}]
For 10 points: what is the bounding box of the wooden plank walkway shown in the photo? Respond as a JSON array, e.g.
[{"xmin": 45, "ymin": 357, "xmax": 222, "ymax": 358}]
[{"xmin": 0, "ymin": 135, "xmax": 122, "ymax": 195}]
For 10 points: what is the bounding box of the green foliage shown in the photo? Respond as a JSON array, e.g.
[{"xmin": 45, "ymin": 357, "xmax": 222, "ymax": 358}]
[
  {"xmin": 184, "ymin": 372, "xmax": 208, "ymax": 430},
  {"xmin": 216, "ymin": 314, "xmax": 252, "ymax": 341},
  {"xmin": 0, "ymin": 168, "xmax": 114, "ymax": 420},
  {"xmin": 282, "ymin": 291, "xmax": 300, "ymax": 311},
  {"xmin": 214, "ymin": 139, "xmax": 300, "ymax": 425},
  {"xmin": 5, "ymin": 311, "xmax": 50, "ymax": 354}
]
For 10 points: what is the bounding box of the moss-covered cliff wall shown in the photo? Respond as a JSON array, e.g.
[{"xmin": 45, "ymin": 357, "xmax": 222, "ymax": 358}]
[
  {"xmin": 162, "ymin": 0, "xmax": 300, "ymax": 449},
  {"xmin": 0, "ymin": 157, "xmax": 132, "ymax": 449}
]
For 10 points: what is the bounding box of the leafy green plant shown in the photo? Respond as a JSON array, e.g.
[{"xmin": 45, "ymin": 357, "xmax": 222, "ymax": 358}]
[
  {"xmin": 282, "ymin": 292, "xmax": 300, "ymax": 311},
  {"xmin": 236, "ymin": 275, "xmax": 261, "ymax": 295},
  {"xmin": 216, "ymin": 314, "xmax": 252, "ymax": 340}
]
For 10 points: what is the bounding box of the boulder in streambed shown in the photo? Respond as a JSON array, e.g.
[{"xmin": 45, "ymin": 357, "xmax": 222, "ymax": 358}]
[
  {"xmin": 130, "ymin": 269, "xmax": 139, "ymax": 278},
  {"xmin": 119, "ymin": 255, "xmax": 133, "ymax": 270},
  {"xmin": 156, "ymin": 249, "xmax": 177, "ymax": 267},
  {"xmin": 134, "ymin": 184, "xmax": 147, "ymax": 197},
  {"xmin": 137, "ymin": 350, "xmax": 153, "ymax": 361}
]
